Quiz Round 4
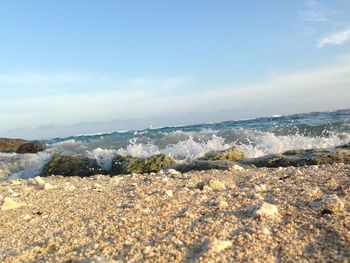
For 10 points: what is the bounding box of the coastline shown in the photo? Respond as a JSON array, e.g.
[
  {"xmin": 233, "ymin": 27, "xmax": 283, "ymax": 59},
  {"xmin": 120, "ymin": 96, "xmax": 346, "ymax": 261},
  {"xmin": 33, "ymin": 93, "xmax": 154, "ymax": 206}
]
[{"xmin": 1, "ymin": 164, "xmax": 349, "ymax": 262}]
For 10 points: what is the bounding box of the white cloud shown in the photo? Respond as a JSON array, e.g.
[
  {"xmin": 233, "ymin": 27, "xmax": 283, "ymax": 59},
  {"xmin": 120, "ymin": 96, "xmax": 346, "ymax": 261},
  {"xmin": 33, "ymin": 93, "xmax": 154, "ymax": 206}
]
[{"xmin": 318, "ymin": 29, "xmax": 350, "ymax": 47}]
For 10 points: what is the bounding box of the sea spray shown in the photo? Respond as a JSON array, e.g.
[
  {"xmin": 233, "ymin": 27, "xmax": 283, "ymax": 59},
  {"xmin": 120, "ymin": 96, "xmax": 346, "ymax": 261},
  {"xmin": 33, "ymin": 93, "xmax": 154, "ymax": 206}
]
[{"xmin": 1, "ymin": 109, "xmax": 350, "ymax": 179}]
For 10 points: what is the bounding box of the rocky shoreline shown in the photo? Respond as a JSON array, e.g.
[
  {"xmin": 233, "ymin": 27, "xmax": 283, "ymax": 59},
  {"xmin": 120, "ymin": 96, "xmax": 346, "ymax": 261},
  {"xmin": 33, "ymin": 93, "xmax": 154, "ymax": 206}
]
[
  {"xmin": 0, "ymin": 164, "xmax": 349, "ymax": 262},
  {"xmin": 2, "ymin": 138, "xmax": 350, "ymax": 179}
]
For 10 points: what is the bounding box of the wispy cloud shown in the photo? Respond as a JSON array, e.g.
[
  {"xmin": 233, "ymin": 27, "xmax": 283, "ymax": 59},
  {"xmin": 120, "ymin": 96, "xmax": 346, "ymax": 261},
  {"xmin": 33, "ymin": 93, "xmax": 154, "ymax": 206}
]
[
  {"xmin": 1, "ymin": 58, "xmax": 350, "ymax": 138},
  {"xmin": 0, "ymin": 73, "xmax": 193, "ymax": 98},
  {"xmin": 298, "ymin": 0, "xmax": 332, "ymax": 23},
  {"xmin": 299, "ymin": 10, "xmax": 328, "ymax": 22},
  {"xmin": 317, "ymin": 28, "xmax": 350, "ymax": 47},
  {"xmin": 297, "ymin": 1, "xmax": 350, "ymax": 48}
]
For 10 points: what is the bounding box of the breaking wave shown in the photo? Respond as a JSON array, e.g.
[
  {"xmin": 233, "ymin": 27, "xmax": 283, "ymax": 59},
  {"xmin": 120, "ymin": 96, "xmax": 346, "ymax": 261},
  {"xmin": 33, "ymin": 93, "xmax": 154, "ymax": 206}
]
[{"xmin": 1, "ymin": 109, "xmax": 350, "ymax": 179}]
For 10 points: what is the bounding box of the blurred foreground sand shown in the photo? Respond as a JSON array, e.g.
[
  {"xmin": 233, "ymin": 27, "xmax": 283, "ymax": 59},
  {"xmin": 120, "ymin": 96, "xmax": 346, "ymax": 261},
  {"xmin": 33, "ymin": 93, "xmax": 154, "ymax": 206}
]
[{"xmin": 0, "ymin": 164, "xmax": 349, "ymax": 262}]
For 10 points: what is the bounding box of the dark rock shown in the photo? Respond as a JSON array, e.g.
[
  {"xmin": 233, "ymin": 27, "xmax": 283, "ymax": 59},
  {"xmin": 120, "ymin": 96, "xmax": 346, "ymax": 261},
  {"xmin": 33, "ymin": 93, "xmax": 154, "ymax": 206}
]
[
  {"xmin": 111, "ymin": 154, "xmax": 175, "ymax": 175},
  {"xmin": 0, "ymin": 138, "xmax": 46, "ymax": 153},
  {"xmin": 0, "ymin": 138, "xmax": 29, "ymax": 152},
  {"xmin": 199, "ymin": 147, "xmax": 247, "ymax": 161},
  {"xmin": 282, "ymin": 149, "xmax": 314, "ymax": 156},
  {"xmin": 240, "ymin": 144, "xmax": 350, "ymax": 168},
  {"xmin": 16, "ymin": 141, "xmax": 46, "ymax": 154},
  {"xmin": 336, "ymin": 143, "xmax": 350, "ymax": 150},
  {"xmin": 41, "ymin": 155, "xmax": 105, "ymax": 177},
  {"xmin": 321, "ymin": 208, "xmax": 334, "ymax": 216},
  {"xmin": 169, "ymin": 160, "xmax": 236, "ymax": 173}
]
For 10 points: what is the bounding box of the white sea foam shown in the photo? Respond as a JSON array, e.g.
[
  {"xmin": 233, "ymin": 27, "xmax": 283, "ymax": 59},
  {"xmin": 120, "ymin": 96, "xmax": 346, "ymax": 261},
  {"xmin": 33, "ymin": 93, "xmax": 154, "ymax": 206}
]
[
  {"xmin": 4, "ymin": 152, "xmax": 53, "ymax": 180},
  {"xmin": 236, "ymin": 131, "xmax": 350, "ymax": 158},
  {"xmin": 88, "ymin": 148, "xmax": 117, "ymax": 171},
  {"xmin": 117, "ymin": 138, "xmax": 161, "ymax": 158},
  {"xmin": 162, "ymin": 135, "xmax": 231, "ymax": 161},
  {"xmin": 49, "ymin": 140, "xmax": 87, "ymax": 155},
  {"xmin": 112, "ymin": 131, "xmax": 350, "ymax": 161}
]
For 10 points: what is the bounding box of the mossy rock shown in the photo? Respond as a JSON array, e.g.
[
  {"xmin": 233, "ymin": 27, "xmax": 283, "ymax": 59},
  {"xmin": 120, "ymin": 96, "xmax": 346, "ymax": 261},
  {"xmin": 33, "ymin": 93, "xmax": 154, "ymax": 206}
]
[
  {"xmin": 200, "ymin": 147, "xmax": 247, "ymax": 161},
  {"xmin": 0, "ymin": 138, "xmax": 29, "ymax": 152},
  {"xmin": 111, "ymin": 154, "xmax": 176, "ymax": 175},
  {"xmin": 41, "ymin": 155, "xmax": 105, "ymax": 177},
  {"xmin": 170, "ymin": 160, "xmax": 235, "ymax": 173},
  {"xmin": 282, "ymin": 149, "xmax": 314, "ymax": 156}
]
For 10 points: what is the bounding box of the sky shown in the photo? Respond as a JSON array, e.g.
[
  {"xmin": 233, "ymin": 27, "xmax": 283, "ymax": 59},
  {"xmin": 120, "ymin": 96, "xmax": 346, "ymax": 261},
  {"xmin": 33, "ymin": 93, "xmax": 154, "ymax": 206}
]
[{"xmin": 0, "ymin": 0, "xmax": 350, "ymax": 139}]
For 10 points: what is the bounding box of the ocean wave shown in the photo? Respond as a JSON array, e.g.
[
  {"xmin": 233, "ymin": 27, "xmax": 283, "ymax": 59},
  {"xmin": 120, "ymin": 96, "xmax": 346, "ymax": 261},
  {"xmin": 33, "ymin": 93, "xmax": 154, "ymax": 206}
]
[{"xmin": 2, "ymin": 109, "xmax": 350, "ymax": 179}]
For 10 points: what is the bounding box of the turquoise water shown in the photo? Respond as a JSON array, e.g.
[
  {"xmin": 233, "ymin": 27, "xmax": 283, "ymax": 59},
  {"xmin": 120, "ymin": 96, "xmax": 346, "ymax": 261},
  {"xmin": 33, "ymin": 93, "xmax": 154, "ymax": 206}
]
[{"xmin": 1, "ymin": 109, "xmax": 350, "ymax": 179}]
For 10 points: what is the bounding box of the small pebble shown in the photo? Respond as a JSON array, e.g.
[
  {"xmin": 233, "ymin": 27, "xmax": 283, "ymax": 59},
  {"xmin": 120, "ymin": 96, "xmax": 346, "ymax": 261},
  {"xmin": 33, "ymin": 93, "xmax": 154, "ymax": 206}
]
[
  {"xmin": 208, "ymin": 179, "xmax": 226, "ymax": 190},
  {"xmin": 232, "ymin": 165, "xmax": 244, "ymax": 171},
  {"xmin": 254, "ymin": 184, "xmax": 267, "ymax": 192},
  {"xmin": 250, "ymin": 202, "xmax": 279, "ymax": 219},
  {"xmin": 204, "ymin": 238, "xmax": 232, "ymax": 253},
  {"xmin": 23, "ymin": 214, "xmax": 32, "ymax": 221},
  {"xmin": 167, "ymin": 169, "xmax": 181, "ymax": 176},
  {"xmin": 321, "ymin": 194, "xmax": 344, "ymax": 211},
  {"xmin": 165, "ymin": 190, "xmax": 173, "ymax": 197},
  {"xmin": 214, "ymin": 198, "xmax": 228, "ymax": 208},
  {"xmin": 1, "ymin": 197, "xmax": 26, "ymax": 210}
]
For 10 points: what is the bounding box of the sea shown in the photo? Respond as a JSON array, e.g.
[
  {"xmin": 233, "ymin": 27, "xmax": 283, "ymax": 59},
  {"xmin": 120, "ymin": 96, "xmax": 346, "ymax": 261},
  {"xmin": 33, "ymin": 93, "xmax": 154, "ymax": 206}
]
[{"xmin": 1, "ymin": 109, "xmax": 350, "ymax": 180}]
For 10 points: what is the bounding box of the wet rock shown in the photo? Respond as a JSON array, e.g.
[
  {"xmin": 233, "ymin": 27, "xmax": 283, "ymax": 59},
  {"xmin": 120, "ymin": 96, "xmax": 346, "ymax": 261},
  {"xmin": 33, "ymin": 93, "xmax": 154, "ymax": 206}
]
[
  {"xmin": 0, "ymin": 138, "xmax": 29, "ymax": 152},
  {"xmin": 41, "ymin": 155, "xmax": 106, "ymax": 177},
  {"xmin": 0, "ymin": 138, "xmax": 45, "ymax": 153},
  {"xmin": 1, "ymin": 197, "xmax": 26, "ymax": 210},
  {"xmin": 250, "ymin": 202, "xmax": 279, "ymax": 219},
  {"xmin": 240, "ymin": 144, "xmax": 350, "ymax": 168},
  {"xmin": 16, "ymin": 141, "xmax": 46, "ymax": 154},
  {"xmin": 111, "ymin": 154, "xmax": 175, "ymax": 175},
  {"xmin": 170, "ymin": 160, "xmax": 235, "ymax": 173},
  {"xmin": 200, "ymin": 146, "xmax": 247, "ymax": 161}
]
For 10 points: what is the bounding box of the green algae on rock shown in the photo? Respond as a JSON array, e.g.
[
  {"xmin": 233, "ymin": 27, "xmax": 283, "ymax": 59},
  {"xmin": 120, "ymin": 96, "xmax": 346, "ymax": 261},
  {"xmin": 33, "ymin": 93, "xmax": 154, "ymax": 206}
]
[
  {"xmin": 200, "ymin": 147, "xmax": 247, "ymax": 161},
  {"xmin": 111, "ymin": 154, "xmax": 176, "ymax": 175},
  {"xmin": 41, "ymin": 156, "xmax": 106, "ymax": 177},
  {"xmin": 170, "ymin": 160, "xmax": 236, "ymax": 173}
]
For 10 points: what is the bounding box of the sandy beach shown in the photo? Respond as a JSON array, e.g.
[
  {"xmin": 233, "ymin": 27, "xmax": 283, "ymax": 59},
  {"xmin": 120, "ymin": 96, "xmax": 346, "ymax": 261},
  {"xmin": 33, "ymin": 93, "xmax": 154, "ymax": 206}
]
[{"xmin": 0, "ymin": 164, "xmax": 349, "ymax": 262}]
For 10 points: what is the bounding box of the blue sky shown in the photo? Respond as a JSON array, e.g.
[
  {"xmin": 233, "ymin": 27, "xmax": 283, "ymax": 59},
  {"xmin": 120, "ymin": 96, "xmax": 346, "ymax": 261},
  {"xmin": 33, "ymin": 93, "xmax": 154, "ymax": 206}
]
[{"xmin": 0, "ymin": 0, "xmax": 350, "ymax": 139}]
